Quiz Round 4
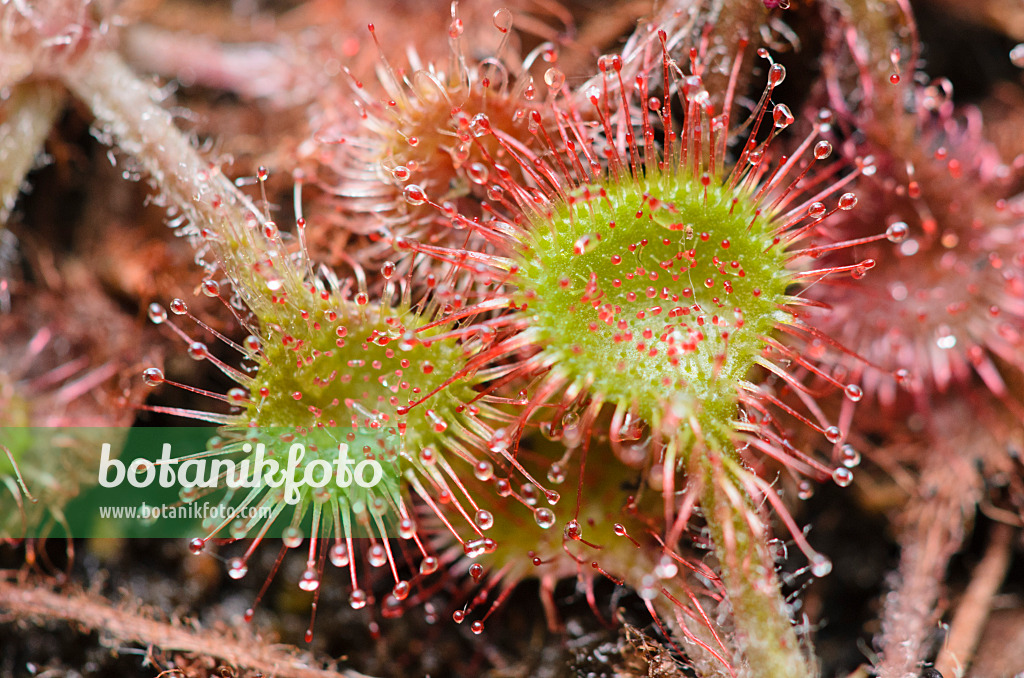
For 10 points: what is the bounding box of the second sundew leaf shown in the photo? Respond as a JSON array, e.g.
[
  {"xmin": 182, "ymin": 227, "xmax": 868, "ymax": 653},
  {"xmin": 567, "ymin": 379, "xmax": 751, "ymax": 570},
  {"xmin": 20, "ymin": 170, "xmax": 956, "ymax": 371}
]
[
  {"xmin": 395, "ymin": 43, "xmax": 879, "ymax": 470},
  {"xmin": 389, "ymin": 41, "xmax": 886, "ymax": 678},
  {"xmin": 515, "ymin": 169, "xmax": 791, "ymax": 436}
]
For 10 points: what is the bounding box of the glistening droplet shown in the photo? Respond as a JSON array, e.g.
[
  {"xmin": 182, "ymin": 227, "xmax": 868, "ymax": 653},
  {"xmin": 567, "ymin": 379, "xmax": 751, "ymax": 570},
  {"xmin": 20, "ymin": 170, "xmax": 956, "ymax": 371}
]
[
  {"xmin": 147, "ymin": 303, "xmax": 167, "ymax": 324},
  {"xmin": 475, "ymin": 509, "xmax": 494, "ymax": 530},
  {"xmin": 403, "ymin": 185, "xmax": 427, "ymax": 205},
  {"xmin": 534, "ymin": 508, "xmax": 556, "ymax": 529},
  {"xmin": 142, "ymin": 367, "xmax": 165, "ymax": 386},
  {"xmin": 298, "ymin": 568, "xmax": 320, "ymax": 591},
  {"xmin": 832, "ymin": 467, "xmax": 853, "ymax": 487},
  {"xmin": 886, "ymin": 221, "xmax": 909, "ymax": 243},
  {"xmin": 810, "ymin": 554, "xmax": 832, "ymax": 577},
  {"xmin": 227, "ymin": 558, "xmax": 248, "ymax": 579}
]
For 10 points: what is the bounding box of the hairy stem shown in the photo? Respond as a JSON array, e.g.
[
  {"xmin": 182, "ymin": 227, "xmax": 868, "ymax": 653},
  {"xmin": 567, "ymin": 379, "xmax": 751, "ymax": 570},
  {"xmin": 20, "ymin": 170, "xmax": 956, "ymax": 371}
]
[
  {"xmin": 59, "ymin": 48, "xmax": 297, "ymax": 317},
  {"xmin": 871, "ymin": 392, "xmax": 1023, "ymax": 678},
  {"xmin": 702, "ymin": 458, "xmax": 814, "ymax": 678},
  {"xmin": 0, "ymin": 575, "xmax": 375, "ymax": 678}
]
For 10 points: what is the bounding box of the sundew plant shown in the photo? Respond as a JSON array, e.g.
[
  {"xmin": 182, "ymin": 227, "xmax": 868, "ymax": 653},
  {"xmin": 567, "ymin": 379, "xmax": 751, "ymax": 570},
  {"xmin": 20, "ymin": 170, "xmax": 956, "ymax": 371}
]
[{"xmin": 1, "ymin": 1, "xmax": 1023, "ymax": 678}]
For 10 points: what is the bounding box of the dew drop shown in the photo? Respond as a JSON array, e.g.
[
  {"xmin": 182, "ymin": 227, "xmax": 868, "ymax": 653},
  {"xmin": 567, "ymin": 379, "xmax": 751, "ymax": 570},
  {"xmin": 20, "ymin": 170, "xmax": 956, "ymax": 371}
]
[
  {"xmin": 463, "ymin": 535, "xmax": 489, "ymax": 557},
  {"xmin": 398, "ymin": 518, "xmax": 417, "ymax": 539},
  {"xmin": 283, "ymin": 526, "xmax": 303, "ymax": 548},
  {"xmin": 391, "ymin": 166, "xmax": 409, "ymax": 181},
  {"xmin": 469, "ymin": 113, "xmax": 491, "ymax": 137},
  {"xmin": 188, "ymin": 342, "xmax": 208, "ymax": 361},
  {"xmin": 355, "ymin": 292, "xmax": 368, "ymax": 306},
  {"xmin": 808, "ymin": 202, "xmax": 827, "ymax": 218},
  {"xmin": 368, "ymin": 544, "xmax": 387, "ymax": 567},
  {"xmin": 201, "ymin": 280, "xmax": 220, "ymax": 297},
  {"xmin": 392, "ymin": 581, "xmax": 410, "ymax": 601},
  {"xmin": 142, "ymin": 367, "xmax": 165, "ymax": 386},
  {"xmin": 844, "ymin": 384, "xmax": 863, "ymax": 402},
  {"xmin": 544, "ymin": 67, "xmax": 565, "ymax": 91},
  {"xmin": 329, "ymin": 543, "xmax": 350, "ymax": 567},
  {"xmin": 838, "ymin": 193, "xmax": 858, "ymax": 210},
  {"xmin": 420, "ymin": 556, "xmax": 439, "ymax": 574},
  {"xmin": 468, "ymin": 162, "xmax": 489, "ymax": 184},
  {"xmin": 474, "ymin": 460, "xmax": 494, "ymax": 481},
  {"xmin": 1012, "ymin": 43, "xmax": 1024, "ymax": 68},
  {"xmin": 886, "ymin": 221, "xmax": 909, "ymax": 243},
  {"xmin": 832, "ymin": 466, "xmax": 854, "ymax": 487},
  {"xmin": 298, "ymin": 567, "xmax": 320, "ymax": 591},
  {"xmin": 547, "ymin": 462, "xmax": 566, "ymax": 484},
  {"xmin": 471, "ymin": 621, "xmax": 484, "ymax": 634},
  {"xmin": 169, "ymin": 298, "xmax": 188, "ymax": 315},
  {"xmin": 824, "ymin": 426, "xmax": 842, "ymax": 443},
  {"xmin": 403, "ymin": 184, "xmax": 427, "ymax": 205},
  {"xmin": 381, "ymin": 261, "xmax": 396, "ymax": 279},
  {"xmin": 227, "ymin": 558, "xmax": 248, "ymax": 579},
  {"xmin": 147, "ymin": 303, "xmax": 167, "ymax": 324},
  {"xmin": 772, "ymin": 103, "xmax": 794, "ymax": 129},
  {"xmin": 810, "ymin": 554, "xmax": 832, "ymax": 577},
  {"xmin": 840, "ymin": 444, "xmax": 861, "ymax": 468},
  {"xmin": 188, "ymin": 538, "xmax": 205, "ymax": 554},
  {"xmin": 797, "ymin": 480, "xmax": 814, "ymax": 500},
  {"xmin": 495, "ymin": 478, "xmax": 512, "ymax": 497},
  {"xmin": 349, "ymin": 588, "xmax": 368, "ymax": 609},
  {"xmin": 244, "ymin": 335, "xmax": 261, "ymax": 352},
  {"xmin": 813, "ymin": 140, "xmax": 832, "ymax": 160},
  {"xmin": 474, "ymin": 509, "xmax": 494, "ymax": 531},
  {"xmin": 769, "ymin": 63, "xmax": 786, "ymax": 86},
  {"xmin": 452, "ymin": 609, "xmax": 466, "ymax": 623},
  {"xmin": 534, "ymin": 508, "xmax": 556, "ymax": 529}
]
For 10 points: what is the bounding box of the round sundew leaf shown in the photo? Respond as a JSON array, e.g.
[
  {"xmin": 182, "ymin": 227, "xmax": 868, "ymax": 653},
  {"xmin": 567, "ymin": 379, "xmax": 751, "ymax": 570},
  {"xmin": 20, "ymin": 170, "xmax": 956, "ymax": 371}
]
[{"xmin": 514, "ymin": 171, "xmax": 790, "ymax": 429}]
